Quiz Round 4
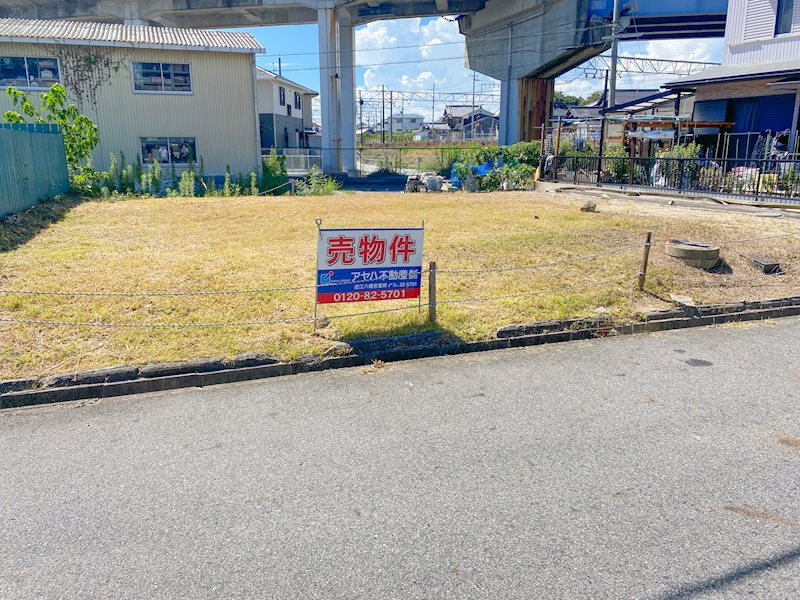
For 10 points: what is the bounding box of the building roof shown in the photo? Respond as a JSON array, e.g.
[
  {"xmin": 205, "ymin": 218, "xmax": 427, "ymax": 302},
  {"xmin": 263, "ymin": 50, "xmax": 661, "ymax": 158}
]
[
  {"xmin": 0, "ymin": 18, "xmax": 264, "ymax": 54},
  {"xmin": 566, "ymin": 106, "xmax": 603, "ymax": 119},
  {"xmin": 665, "ymin": 60, "xmax": 800, "ymax": 88},
  {"xmin": 443, "ymin": 104, "xmax": 490, "ymax": 118},
  {"xmin": 584, "ymin": 89, "xmax": 661, "ymax": 108},
  {"xmin": 605, "ymin": 89, "xmax": 691, "ymax": 114},
  {"xmin": 255, "ymin": 66, "xmax": 317, "ymax": 96}
]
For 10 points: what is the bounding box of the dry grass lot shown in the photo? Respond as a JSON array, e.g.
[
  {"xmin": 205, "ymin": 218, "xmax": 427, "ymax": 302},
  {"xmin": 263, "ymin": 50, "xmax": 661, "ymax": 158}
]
[{"xmin": 1, "ymin": 191, "xmax": 800, "ymax": 380}]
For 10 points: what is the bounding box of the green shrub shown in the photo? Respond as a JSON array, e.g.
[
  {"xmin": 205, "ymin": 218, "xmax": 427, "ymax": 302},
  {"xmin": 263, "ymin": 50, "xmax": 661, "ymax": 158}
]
[
  {"xmin": 367, "ymin": 167, "xmax": 402, "ymax": 178},
  {"xmin": 604, "ymin": 145, "xmax": 629, "ymax": 181},
  {"xmin": 657, "ymin": 143, "xmax": 703, "ymax": 186},
  {"xmin": 178, "ymin": 168, "xmax": 196, "ymax": 197},
  {"xmin": 259, "ymin": 149, "xmax": 289, "ymax": 195},
  {"xmin": 294, "ymin": 165, "xmax": 340, "ymax": 196},
  {"xmin": 477, "ymin": 169, "xmax": 501, "ymax": 191}
]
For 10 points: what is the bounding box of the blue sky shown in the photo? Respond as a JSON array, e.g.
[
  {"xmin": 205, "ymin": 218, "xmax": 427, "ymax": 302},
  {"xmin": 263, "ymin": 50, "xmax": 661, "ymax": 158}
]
[{"xmin": 235, "ymin": 17, "xmax": 725, "ymax": 121}]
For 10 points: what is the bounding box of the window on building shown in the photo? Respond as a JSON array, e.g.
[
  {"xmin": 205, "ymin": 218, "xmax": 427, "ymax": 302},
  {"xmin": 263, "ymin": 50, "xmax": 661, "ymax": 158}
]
[
  {"xmin": 283, "ymin": 127, "xmax": 289, "ymax": 147},
  {"xmin": 294, "ymin": 92, "xmax": 301, "ymax": 110},
  {"xmin": 0, "ymin": 56, "xmax": 60, "ymax": 89},
  {"xmin": 776, "ymin": 0, "xmax": 795, "ymax": 35},
  {"xmin": 133, "ymin": 62, "xmax": 191, "ymax": 93},
  {"xmin": 279, "ymin": 86, "xmax": 286, "ymax": 106},
  {"xmin": 141, "ymin": 137, "xmax": 197, "ymax": 164},
  {"xmin": 287, "ymin": 103, "xmax": 292, "ymax": 117}
]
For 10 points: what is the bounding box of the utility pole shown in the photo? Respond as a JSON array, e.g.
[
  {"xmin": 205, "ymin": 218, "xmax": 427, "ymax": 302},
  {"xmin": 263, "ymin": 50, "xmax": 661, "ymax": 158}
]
[
  {"xmin": 359, "ymin": 90, "xmax": 364, "ymax": 147},
  {"xmin": 431, "ymin": 82, "xmax": 436, "ymax": 125},
  {"xmin": 609, "ymin": 0, "xmax": 621, "ymax": 108},
  {"xmin": 381, "ymin": 85, "xmax": 385, "ymax": 144},
  {"xmin": 389, "ymin": 90, "xmax": 393, "ymax": 144},
  {"xmin": 471, "ymin": 70, "xmax": 477, "ymax": 140},
  {"xmin": 278, "ymin": 57, "xmax": 282, "ymax": 76},
  {"xmin": 596, "ymin": 69, "xmax": 609, "ymax": 185},
  {"xmin": 400, "ymin": 96, "xmax": 404, "ymax": 135}
]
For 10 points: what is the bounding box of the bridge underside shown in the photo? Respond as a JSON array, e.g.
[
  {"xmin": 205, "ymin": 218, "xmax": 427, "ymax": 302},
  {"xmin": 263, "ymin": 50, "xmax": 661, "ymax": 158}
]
[
  {"xmin": 0, "ymin": 0, "xmax": 727, "ymax": 170},
  {"xmin": 459, "ymin": 0, "xmax": 726, "ymax": 145},
  {"xmin": 0, "ymin": 1, "xmax": 485, "ymax": 28}
]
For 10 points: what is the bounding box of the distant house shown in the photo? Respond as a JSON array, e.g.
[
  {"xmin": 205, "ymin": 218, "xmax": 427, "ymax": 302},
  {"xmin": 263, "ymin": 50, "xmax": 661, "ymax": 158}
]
[
  {"xmin": 413, "ymin": 122, "xmax": 453, "ymax": 141},
  {"xmin": 441, "ymin": 104, "xmax": 494, "ymax": 131},
  {"xmin": 255, "ymin": 66, "xmax": 318, "ymax": 152},
  {"xmin": 380, "ymin": 113, "xmax": 425, "ymax": 132},
  {"xmin": 459, "ymin": 112, "xmax": 499, "ymax": 139},
  {"xmin": 0, "ymin": 18, "xmax": 264, "ymax": 175}
]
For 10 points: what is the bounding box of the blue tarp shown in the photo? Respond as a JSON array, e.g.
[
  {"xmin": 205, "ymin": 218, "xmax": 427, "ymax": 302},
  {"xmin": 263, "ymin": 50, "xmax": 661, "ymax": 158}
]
[{"xmin": 450, "ymin": 160, "xmax": 494, "ymax": 188}]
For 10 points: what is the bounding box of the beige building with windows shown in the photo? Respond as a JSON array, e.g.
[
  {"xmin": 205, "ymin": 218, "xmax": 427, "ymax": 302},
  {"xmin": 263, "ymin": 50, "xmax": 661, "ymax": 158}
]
[{"xmin": 0, "ymin": 18, "xmax": 264, "ymax": 175}]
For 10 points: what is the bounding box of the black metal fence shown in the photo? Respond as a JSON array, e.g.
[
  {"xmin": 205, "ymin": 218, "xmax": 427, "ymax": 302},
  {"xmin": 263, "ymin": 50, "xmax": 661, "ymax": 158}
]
[{"xmin": 543, "ymin": 155, "xmax": 800, "ymax": 202}]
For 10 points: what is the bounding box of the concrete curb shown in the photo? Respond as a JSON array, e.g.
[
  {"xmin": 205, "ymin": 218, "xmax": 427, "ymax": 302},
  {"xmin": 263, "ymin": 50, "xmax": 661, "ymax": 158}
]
[{"xmin": 3, "ymin": 298, "xmax": 800, "ymax": 409}]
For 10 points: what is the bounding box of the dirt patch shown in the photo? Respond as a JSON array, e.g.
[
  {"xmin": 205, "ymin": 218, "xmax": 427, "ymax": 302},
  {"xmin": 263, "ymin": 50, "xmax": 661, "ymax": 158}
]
[
  {"xmin": 723, "ymin": 505, "xmax": 800, "ymax": 530},
  {"xmin": 778, "ymin": 435, "xmax": 800, "ymax": 450}
]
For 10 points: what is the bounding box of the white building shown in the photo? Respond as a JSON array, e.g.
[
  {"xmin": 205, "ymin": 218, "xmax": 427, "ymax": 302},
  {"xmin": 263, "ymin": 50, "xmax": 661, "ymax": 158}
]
[
  {"xmin": 666, "ymin": 0, "xmax": 800, "ymax": 157},
  {"xmin": 380, "ymin": 113, "xmax": 425, "ymax": 132},
  {"xmin": 255, "ymin": 67, "xmax": 318, "ymax": 151}
]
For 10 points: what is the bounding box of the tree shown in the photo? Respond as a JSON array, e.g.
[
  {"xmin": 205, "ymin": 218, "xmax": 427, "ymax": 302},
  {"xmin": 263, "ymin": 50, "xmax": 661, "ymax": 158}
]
[
  {"xmin": 3, "ymin": 84, "xmax": 99, "ymax": 172},
  {"xmin": 554, "ymin": 91, "xmax": 585, "ymax": 108},
  {"xmin": 583, "ymin": 90, "xmax": 603, "ymax": 106}
]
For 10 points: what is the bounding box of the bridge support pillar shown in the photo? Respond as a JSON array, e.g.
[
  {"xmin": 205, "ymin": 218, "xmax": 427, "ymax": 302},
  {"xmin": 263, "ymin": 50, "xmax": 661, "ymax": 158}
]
[
  {"xmin": 317, "ymin": 7, "xmax": 341, "ymax": 173},
  {"xmin": 339, "ymin": 18, "xmax": 357, "ymax": 175},
  {"xmin": 316, "ymin": 8, "xmax": 358, "ymax": 175},
  {"xmin": 500, "ymin": 77, "xmax": 554, "ymax": 145},
  {"xmin": 499, "ymin": 78, "xmax": 519, "ymax": 146}
]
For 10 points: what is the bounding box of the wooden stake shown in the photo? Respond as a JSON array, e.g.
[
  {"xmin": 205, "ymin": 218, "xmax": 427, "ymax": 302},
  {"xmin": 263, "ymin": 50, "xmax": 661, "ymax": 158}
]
[
  {"xmin": 637, "ymin": 231, "xmax": 653, "ymax": 291},
  {"xmin": 428, "ymin": 261, "xmax": 437, "ymax": 323}
]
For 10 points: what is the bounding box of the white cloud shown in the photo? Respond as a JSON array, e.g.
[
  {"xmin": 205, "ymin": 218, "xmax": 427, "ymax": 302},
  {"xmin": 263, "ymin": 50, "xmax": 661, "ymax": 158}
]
[
  {"xmin": 556, "ymin": 38, "xmax": 725, "ymax": 100},
  {"xmin": 351, "ymin": 18, "xmax": 725, "ymax": 122},
  {"xmin": 355, "ymin": 18, "xmax": 498, "ymax": 124}
]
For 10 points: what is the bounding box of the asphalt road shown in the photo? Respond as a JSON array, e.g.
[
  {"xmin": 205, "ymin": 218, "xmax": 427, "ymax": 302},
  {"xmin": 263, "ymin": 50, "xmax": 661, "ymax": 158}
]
[{"xmin": 2, "ymin": 320, "xmax": 800, "ymax": 599}]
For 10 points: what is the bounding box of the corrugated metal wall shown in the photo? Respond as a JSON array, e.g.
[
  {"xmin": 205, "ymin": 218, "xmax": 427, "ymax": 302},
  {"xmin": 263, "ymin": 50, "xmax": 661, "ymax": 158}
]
[
  {"xmin": 0, "ymin": 123, "xmax": 69, "ymax": 217},
  {"xmin": 0, "ymin": 43, "xmax": 260, "ymax": 176}
]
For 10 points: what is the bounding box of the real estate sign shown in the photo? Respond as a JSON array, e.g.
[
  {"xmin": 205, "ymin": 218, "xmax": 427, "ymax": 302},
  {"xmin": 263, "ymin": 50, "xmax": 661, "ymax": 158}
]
[{"xmin": 316, "ymin": 228, "xmax": 424, "ymax": 304}]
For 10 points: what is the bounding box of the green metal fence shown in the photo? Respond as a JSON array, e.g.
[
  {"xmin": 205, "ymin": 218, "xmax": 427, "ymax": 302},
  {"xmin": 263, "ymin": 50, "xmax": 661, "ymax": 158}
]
[{"xmin": 0, "ymin": 123, "xmax": 69, "ymax": 217}]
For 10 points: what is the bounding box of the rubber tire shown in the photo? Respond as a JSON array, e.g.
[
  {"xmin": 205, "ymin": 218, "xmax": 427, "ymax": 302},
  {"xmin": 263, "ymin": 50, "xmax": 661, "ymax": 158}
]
[{"xmin": 665, "ymin": 242, "xmax": 720, "ymax": 270}]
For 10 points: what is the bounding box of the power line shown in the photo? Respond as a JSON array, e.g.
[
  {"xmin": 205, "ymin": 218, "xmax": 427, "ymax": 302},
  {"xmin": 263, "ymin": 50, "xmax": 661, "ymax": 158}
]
[{"xmin": 260, "ymin": 22, "xmax": 611, "ymax": 59}]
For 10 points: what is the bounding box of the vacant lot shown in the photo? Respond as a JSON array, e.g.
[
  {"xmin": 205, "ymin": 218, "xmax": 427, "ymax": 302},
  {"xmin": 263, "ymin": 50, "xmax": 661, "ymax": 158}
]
[{"xmin": 1, "ymin": 191, "xmax": 799, "ymax": 380}]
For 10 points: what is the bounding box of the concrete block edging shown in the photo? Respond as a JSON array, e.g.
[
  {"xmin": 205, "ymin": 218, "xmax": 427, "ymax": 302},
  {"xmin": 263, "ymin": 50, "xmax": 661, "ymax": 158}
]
[{"xmin": 2, "ymin": 296, "xmax": 800, "ymax": 409}]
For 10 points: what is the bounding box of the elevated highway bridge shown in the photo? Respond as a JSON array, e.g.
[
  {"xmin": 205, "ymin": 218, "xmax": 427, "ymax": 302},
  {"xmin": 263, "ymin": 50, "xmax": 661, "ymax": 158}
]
[{"xmin": 0, "ymin": 0, "xmax": 728, "ymax": 172}]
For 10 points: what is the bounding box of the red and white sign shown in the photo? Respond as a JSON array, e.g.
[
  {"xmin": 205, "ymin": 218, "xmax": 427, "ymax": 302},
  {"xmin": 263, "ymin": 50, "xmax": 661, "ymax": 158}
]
[{"xmin": 316, "ymin": 228, "xmax": 424, "ymax": 304}]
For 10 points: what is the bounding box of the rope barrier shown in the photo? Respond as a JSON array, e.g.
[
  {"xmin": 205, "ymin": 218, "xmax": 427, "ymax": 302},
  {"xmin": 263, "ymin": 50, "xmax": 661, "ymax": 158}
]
[
  {"xmin": 435, "ymin": 278, "xmax": 628, "ymax": 306},
  {"xmin": 435, "ymin": 245, "xmax": 639, "ymax": 275},
  {"xmin": 700, "ymin": 230, "xmax": 800, "ymax": 245},
  {"xmin": 0, "ymin": 302, "xmax": 424, "ymax": 328},
  {"xmin": 3, "ymin": 230, "xmax": 800, "ymax": 328},
  {"xmin": 257, "ymin": 181, "xmax": 293, "ymax": 196}
]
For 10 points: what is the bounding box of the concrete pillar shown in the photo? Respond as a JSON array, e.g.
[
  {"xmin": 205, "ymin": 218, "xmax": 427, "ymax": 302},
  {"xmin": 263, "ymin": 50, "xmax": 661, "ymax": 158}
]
[
  {"xmin": 499, "ymin": 78, "xmax": 520, "ymax": 146},
  {"xmin": 339, "ymin": 18, "xmax": 357, "ymax": 175},
  {"xmin": 317, "ymin": 7, "xmax": 341, "ymax": 173}
]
